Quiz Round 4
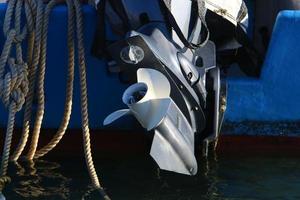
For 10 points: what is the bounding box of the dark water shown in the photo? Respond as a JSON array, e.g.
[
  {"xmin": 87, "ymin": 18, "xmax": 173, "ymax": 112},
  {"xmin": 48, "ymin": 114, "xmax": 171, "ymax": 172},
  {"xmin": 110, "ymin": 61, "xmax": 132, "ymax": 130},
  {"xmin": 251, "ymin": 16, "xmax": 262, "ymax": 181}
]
[{"xmin": 3, "ymin": 154, "xmax": 300, "ymax": 200}]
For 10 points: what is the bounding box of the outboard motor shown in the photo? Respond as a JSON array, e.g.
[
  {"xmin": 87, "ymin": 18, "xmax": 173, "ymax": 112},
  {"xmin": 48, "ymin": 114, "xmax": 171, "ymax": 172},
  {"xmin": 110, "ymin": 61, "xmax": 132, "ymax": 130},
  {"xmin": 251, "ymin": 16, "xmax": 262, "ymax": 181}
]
[{"xmin": 93, "ymin": 0, "xmax": 228, "ymax": 175}]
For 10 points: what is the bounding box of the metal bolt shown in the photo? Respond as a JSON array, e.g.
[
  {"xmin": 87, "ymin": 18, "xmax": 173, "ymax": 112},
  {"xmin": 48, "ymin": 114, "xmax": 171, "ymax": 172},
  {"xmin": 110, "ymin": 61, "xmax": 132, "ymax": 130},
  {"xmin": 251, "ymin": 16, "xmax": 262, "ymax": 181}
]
[
  {"xmin": 187, "ymin": 72, "xmax": 193, "ymax": 80},
  {"xmin": 220, "ymin": 105, "xmax": 226, "ymax": 112},
  {"xmin": 221, "ymin": 96, "xmax": 226, "ymax": 104}
]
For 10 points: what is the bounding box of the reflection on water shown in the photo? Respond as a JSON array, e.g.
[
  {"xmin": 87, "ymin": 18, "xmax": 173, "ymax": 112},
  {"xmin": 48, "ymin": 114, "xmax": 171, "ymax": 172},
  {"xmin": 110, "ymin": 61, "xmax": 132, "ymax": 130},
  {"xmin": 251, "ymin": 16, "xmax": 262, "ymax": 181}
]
[
  {"xmin": 9, "ymin": 160, "xmax": 71, "ymax": 199},
  {"xmin": 3, "ymin": 154, "xmax": 300, "ymax": 199}
]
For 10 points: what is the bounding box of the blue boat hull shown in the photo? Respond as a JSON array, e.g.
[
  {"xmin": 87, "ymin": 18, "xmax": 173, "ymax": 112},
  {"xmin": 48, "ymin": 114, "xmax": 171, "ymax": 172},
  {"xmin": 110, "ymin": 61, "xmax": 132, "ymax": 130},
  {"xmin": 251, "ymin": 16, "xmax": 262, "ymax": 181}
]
[{"xmin": 0, "ymin": 4, "xmax": 300, "ymax": 136}]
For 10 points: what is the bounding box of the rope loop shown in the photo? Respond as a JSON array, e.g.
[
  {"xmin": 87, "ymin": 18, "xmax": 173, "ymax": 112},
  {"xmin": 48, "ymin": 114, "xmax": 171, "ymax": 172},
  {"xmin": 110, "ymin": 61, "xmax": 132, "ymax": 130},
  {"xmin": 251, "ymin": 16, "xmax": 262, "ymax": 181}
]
[
  {"xmin": 0, "ymin": 1, "xmax": 108, "ymax": 198},
  {"xmin": 0, "ymin": 0, "xmax": 32, "ymax": 193}
]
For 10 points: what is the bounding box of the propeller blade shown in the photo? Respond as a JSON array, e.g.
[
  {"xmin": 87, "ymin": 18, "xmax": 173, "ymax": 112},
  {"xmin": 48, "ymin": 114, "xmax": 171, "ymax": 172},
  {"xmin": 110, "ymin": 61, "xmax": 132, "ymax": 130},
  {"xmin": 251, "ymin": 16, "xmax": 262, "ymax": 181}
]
[
  {"xmin": 121, "ymin": 69, "xmax": 173, "ymax": 130},
  {"xmin": 136, "ymin": 68, "xmax": 171, "ymax": 100},
  {"xmin": 103, "ymin": 109, "xmax": 131, "ymax": 126}
]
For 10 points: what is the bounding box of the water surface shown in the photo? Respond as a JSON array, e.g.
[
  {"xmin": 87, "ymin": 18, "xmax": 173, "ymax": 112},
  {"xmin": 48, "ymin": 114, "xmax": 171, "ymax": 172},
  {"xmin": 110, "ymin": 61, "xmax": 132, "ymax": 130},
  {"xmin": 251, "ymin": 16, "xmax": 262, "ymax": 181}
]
[{"xmin": 3, "ymin": 154, "xmax": 300, "ymax": 199}]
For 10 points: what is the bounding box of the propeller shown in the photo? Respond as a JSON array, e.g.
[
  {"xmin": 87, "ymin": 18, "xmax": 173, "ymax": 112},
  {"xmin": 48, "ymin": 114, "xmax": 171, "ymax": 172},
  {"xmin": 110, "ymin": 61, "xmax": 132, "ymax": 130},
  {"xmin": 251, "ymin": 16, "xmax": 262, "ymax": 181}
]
[{"xmin": 103, "ymin": 68, "xmax": 197, "ymax": 175}]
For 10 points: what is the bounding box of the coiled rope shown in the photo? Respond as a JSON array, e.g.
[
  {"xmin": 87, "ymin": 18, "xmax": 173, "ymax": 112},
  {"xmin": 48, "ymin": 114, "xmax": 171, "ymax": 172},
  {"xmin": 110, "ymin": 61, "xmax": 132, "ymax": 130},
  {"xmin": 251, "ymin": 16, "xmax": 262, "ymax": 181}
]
[{"xmin": 0, "ymin": 0, "xmax": 109, "ymax": 198}]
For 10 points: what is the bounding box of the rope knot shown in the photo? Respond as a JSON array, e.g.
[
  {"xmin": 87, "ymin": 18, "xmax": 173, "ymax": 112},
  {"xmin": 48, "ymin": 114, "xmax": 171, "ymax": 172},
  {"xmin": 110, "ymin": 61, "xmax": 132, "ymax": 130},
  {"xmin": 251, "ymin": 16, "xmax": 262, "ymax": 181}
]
[
  {"xmin": 4, "ymin": 28, "xmax": 27, "ymax": 46},
  {"xmin": 13, "ymin": 28, "xmax": 27, "ymax": 43},
  {"xmin": 0, "ymin": 58, "xmax": 28, "ymax": 111}
]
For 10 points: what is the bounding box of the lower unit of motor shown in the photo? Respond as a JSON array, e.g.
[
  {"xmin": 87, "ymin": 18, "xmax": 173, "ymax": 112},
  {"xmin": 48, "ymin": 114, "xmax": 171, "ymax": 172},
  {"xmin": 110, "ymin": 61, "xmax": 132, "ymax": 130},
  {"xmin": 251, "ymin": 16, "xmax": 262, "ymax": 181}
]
[{"xmin": 104, "ymin": 26, "xmax": 227, "ymax": 175}]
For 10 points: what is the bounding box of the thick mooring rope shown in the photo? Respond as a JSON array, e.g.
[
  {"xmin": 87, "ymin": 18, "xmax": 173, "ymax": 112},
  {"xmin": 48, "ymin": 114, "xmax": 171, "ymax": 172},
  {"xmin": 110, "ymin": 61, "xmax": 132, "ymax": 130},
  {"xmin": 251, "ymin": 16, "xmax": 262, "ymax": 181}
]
[
  {"xmin": 33, "ymin": 0, "xmax": 75, "ymax": 159},
  {"xmin": 0, "ymin": 0, "xmax": 109, "ymax": 198},
  {"xmin": 0, "ymin": 0, "xmax": 30, "ymax": 191},
  {"xmin": 26, "ymin": 0, "xmax": 46, "ymax": 160},
  {"xmin": 73, "ymin": 0, "xmax": 104, "ymax": 191},
  {"xmin": 11, "ymin": 0, "xmax": 42, "ymax": 162}
]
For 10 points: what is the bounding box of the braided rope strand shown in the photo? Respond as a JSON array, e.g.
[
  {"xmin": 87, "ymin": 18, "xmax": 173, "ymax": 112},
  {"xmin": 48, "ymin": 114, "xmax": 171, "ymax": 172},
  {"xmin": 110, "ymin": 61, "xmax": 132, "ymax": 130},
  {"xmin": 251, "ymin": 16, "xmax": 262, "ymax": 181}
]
[
  {"xmin": 11, "ymin": 0, "xmax": 42, "ymax": 161},
  {"xmin": 10, "ymin": 31, "xmax": 35, "ymax": 162},
  {"xmin": 34, "ymin": 0, "xmax": 75, "ymax": 159},
  {"xmin": 0, "ymin": 104, "xmax": 17, "ymax": 178},
  {"xmin": 26, "ymin": 0, "xmax": 46, "ymax": 160},
  {"xmin": 0, "ymin": 1, "xmax": 109, "ymax": 198},
  {"xmin": 0, "ymin": 0, "xmax": 30, "ymax": 191},
  {"xmin": 74, "ymin": 0, "xmax": 100, "ymax": 188},
  {"xmin": 73, "ymin": 1, "xmax": 110, "ymax": 199}
]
